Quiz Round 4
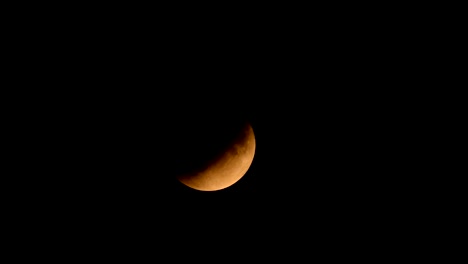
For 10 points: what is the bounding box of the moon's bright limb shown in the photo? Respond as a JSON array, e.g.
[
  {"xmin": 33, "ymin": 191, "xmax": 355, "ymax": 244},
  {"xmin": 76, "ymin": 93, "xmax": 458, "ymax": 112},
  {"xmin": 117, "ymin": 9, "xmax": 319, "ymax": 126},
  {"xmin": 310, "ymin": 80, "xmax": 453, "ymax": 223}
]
[{"xmin": 176, "ymin": 122, "xmax": 255, "ymax": 191}]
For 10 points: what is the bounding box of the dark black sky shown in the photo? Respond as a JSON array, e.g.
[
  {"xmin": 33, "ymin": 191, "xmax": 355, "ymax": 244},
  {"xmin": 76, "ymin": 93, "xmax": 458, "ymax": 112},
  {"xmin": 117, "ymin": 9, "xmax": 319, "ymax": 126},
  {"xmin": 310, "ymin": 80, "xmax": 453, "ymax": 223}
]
[
  {"xmin": 82, "ymin": 87, "xmax": 402, "ymax": 255},
  {"xmin": 22, "ymin": 45, "xmax": 397, "ymax": 235},
  {"xmin": 11, "ymin": 13, "xmax": 417, "ymax": 255},
  {"xmin": 91, "ymin": 87, "xmax": 380, "ymax": 215}
]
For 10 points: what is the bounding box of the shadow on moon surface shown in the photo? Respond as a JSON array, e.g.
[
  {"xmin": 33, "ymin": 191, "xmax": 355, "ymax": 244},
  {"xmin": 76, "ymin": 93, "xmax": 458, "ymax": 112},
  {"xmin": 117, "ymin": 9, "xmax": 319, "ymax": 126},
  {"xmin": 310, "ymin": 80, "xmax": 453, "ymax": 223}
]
[{"xmin": 164, "ymin": 113, "xmax": 251, "ymax": 180}]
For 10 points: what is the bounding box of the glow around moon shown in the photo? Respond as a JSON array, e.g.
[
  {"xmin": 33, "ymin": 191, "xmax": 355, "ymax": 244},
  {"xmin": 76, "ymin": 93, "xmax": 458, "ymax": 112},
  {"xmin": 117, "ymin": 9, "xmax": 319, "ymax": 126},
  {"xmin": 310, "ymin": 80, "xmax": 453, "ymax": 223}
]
[{"xmin": 176, "ymin": 122, "xmax": 256, "ymax": 191}]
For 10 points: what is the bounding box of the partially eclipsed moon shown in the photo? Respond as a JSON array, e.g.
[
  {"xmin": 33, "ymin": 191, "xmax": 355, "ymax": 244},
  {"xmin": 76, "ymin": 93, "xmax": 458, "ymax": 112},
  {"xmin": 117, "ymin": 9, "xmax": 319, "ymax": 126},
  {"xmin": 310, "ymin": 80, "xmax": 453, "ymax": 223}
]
[{"xmin": 176, "ymin": 122, "xmax": 256, "ymax": 191}]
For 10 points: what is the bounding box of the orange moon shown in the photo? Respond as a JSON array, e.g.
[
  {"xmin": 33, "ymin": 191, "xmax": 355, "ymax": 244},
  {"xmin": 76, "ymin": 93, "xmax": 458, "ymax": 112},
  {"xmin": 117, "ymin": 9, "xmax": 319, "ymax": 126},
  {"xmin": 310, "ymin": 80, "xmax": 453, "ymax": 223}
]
[{"xmin": 176, "ymin": 122, "xmax": 256, "ymax": 191}]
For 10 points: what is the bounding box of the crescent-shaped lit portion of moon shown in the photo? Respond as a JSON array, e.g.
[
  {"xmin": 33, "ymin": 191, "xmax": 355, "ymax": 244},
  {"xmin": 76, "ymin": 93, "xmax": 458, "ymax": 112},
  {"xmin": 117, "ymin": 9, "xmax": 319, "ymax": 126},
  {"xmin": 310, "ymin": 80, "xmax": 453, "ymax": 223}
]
[{"xmin": 177, "ymin": 122, "xmax": 256, "ymax": 191}]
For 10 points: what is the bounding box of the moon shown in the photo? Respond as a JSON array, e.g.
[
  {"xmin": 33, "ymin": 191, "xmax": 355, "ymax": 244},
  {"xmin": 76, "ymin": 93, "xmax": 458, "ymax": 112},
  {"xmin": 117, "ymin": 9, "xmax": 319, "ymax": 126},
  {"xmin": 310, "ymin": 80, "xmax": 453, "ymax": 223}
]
[{"xmin": 176, "ymin": 121, "xmax": 256, "ymax": 191}]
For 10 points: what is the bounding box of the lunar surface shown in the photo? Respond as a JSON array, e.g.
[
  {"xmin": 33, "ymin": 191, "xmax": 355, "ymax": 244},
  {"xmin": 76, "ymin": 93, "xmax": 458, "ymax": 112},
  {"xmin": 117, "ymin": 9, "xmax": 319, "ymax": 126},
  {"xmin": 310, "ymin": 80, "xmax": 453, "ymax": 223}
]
[{"xmin": 176, "ymin": 121, "xmax": 256, "ymax": 191}]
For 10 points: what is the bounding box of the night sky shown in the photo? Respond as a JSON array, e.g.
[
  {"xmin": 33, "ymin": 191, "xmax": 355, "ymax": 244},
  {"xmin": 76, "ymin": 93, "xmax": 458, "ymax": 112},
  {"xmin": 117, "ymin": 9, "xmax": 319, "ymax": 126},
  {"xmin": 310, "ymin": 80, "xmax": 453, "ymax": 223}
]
[
  {"xmin": 12, "ymin": 15, "xmax": 413, "ymax": 256},
  {"xmin": 96, "ymin": 88, "xmax": 377, "ymax": 214},
  {"xmin": 22, "ymin": 68, "xmax": 396, "ymax": 234}
]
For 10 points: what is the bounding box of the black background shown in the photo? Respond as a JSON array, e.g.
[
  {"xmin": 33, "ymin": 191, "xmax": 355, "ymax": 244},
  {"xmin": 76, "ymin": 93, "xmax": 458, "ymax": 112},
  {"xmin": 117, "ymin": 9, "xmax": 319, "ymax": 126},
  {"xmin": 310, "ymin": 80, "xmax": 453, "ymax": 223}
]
[
  {"xmin": 7, "ymin": 10, "xmax": 421, "ymax": 256},
  {"xmin": 20, "ymin": 59, "xmax": 399, "ymax": 244}
]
